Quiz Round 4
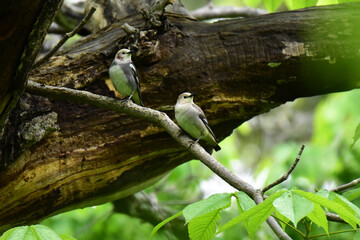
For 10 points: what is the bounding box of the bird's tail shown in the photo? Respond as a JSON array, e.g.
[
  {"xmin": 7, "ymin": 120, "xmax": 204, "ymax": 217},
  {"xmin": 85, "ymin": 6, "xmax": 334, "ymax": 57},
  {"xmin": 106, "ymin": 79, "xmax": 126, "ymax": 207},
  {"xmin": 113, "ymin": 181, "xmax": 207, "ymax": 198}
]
[{"xmin": 213, "ymin": 143, "xmax": 221, "ymax": 152}]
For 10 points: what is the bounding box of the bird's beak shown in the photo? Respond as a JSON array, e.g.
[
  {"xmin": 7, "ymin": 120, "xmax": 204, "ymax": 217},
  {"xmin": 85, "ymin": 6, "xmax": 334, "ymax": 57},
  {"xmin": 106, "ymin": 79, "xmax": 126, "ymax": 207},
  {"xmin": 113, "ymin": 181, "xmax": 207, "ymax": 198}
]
[
  {"xmin": 128, "ymin": 50, "xmax": 133, "ymax": 54},
  {"xmin": 189, "ymin": 93, "xmax": 196, "ymax": 98}
]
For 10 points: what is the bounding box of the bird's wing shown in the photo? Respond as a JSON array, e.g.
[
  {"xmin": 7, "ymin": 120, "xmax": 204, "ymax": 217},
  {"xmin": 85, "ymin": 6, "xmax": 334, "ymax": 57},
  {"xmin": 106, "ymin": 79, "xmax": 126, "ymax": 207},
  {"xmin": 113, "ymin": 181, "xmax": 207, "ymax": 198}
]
[
  {"xmin": 129, "ymin": 62, "xmax": 144, "ymax": 106},
  {"xmin": 193, "ymin": 103, "xmax": 218, "ymax": 141},
  {"xmin": 129, "ymin": 63, "xmax": 140, "ymax": 90}
]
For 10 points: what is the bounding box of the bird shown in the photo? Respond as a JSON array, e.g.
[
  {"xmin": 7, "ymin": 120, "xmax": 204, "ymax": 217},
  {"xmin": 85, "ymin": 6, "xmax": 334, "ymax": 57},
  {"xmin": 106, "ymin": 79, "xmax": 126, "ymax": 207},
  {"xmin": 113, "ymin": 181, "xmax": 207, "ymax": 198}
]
[
  {"xmin": 109, "ymin": 48, "xmax": 144, "ymax": 106},
  {"xmin": 175, "ymin": 92, "xmax": 221, "ymax": 151}
]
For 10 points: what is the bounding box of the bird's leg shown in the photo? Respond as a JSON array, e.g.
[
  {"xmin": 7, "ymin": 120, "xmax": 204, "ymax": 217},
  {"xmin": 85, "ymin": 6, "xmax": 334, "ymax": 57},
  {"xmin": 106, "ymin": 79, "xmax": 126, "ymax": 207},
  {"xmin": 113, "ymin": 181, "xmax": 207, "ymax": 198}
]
[
  {"xmin": 128, "ymin": 91, "xmax": 135, "ymax": 100},
  {"xmin": 187, "ymin": 135, "xmax": 202, "ymax": 151}
]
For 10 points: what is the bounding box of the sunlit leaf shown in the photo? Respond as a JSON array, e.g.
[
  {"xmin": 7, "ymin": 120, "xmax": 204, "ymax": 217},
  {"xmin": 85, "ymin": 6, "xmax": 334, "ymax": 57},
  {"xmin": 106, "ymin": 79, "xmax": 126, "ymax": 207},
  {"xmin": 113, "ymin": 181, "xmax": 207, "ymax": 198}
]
[
  {"xmin": 274, "ymin": 209, "xmax": 290, "ymax": 231},
  {"xmin": 295, "ymin": 190, "xmax": 360, "ymax": 228},
  {"xmin": 235, "ymin": 191, "xmax": 256, "ymax": 212},
  {"xmin": 351, "ymin": 122, "xmax": 360, "ymax": 149},
  {"xmin": 216, "ymin": 190, "xmax": 286, "ymax": 235},
  {"xmin": 307, "ymin": 203, "xmax": 328, "ymax": 234},
  {"xmin": 188, "ymin": 210, "xmax": 220, "ymax": 240},
  {"xmin": 285, "ymin": 0, "xmax": 318, "ymax": 9},
  {"xmin": 235, "ymin": 191, "xmax": 256, "ymax": 233},
  {"xmin": 183, "ymin": 193, "xmax": 232, "ymax": 223},
  {"xmin": 0, "ymin": 225, "xmax": 64, "ymax": 240},
  {"xmin": 317, "ymin": 0, "xmax": 338, "ymax": 5},
  {"xmin": 343, "ymin": 188, "xmax": 360, "ymax": 202},
  {"xmin": 263, "ymin": 0, "xmax": 283, "ymax": 12},
  {"xmin": 333, "ymin": 192, "xmax": 360, "ymax": 218},
  {"xmin": 273, "ymin": 191, "xmax": 314, "ymax": 227},
  {"xmin": 151, "ymin": 211, "xmax": 183, "ymax": 236},
  {"xmin": 244, "ymin": 0, "xmax": 262, "ymax": 7}
]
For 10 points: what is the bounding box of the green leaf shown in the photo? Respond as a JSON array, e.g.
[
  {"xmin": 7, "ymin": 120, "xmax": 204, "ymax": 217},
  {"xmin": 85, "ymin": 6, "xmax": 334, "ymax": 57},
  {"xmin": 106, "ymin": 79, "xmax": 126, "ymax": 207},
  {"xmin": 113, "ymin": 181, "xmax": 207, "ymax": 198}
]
[
  {"xmin": 263, "ymin": 0, "xmax": 283, "ymax": 12},
  {"xmin": 188, "ymin": 210, "xmax": 220, "ymax": 240},
  {"xmin": 316, "ymin": 0, "xmax": 338, "ymax": 5},
  {"xmin": 0, "ymin": 225, "xmax": 64, "ymax": 240},
  {"xmin": 235, "ymin": 192, "xmax": 256, "ymax": 233},
  {"xmin": 59, "ymin": 235, "xmax": 77, "ymax": 240},
  {"xmin": 183, "ymin": 193, "xmax": 232, "ymax": 223},
  {"xmin": 307, "ymin": 203, "xmax": 328, "ymax": 234},
  {"xmin": 354, "ymin": 229, "xmax": 360, "ymax": 240},
  {"xmin": 285, "ymin": 0, "xmax": 318, "ymax": 10},
  {"xmin": 235, "ymin": 191, "xmax": 256, "ymax": 212},
  {"xmin": 343, "ymin": 188, "xmax": 360, "ymax": 201},
  {"xmin": 333, "ymin": 193, "xmax": 360, "ymax": 218},
  {"xmin": 151, "ymin": 211, "xmax": 183, "ymax": 236},
  {"xmin": 273, "ymin": 191, "xmax": 314, "ymax": 227},
  {"xmin": 338, "ymin": 0, "xmax": 360, "ymax": 3},
  {"xmin": 351, "ymin": 121, "xmax": 360, "ymax": 149},
  {"xmin": 274, "ymin": 210, "xmax": 290, "ymax": 231},
  {"xmin": 217, "ymin": 190, "xmax": 286, "ymax": 235},
  {"xmin": 243, "ymin": 0, "xmax": 262, "ymax": 7},
  {"xmin": 294, "ymin": 190, "xmax": 360, "ymax": 228}
]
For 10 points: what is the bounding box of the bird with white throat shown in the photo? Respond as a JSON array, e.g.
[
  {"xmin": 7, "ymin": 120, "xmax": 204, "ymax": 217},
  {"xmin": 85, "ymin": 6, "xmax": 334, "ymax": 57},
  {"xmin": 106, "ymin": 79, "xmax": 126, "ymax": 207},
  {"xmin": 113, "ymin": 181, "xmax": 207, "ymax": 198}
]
[
  {"xmin": 175, "ymin": 92, "xmax": 221, "ymax": 151},
  {"xmin": 109, "ymin": 49, "xmax": 144, "ymax": 106}
]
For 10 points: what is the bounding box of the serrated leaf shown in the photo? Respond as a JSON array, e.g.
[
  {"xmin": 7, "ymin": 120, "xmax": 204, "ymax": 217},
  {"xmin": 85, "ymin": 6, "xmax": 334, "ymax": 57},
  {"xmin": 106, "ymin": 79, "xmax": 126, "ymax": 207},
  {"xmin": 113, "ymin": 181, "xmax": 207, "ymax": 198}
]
[
  {"xmin": 183, "ymin": 193, "xmax": 232, "ymax": 223},
  {"xmin": 273, "ymin": 191, "xmax": 314, "ymax": 227},
  {"xmin": 285, "ymin": 0, "xmax": 318, "ymax": 9},
  {"xmin": 243, "ymin": 0, "xmax": 262, "ymax": 7},
  {"xmin": 0, "ymin": 225, "xmax": 63, "ymax": 240},
  {"xmin": 235, "ymin": 191, "xmax": 256, "ymax": 233},
  {"xmin": 307, "ymin": 203, "xmax": 328, "ymax": 234},
  {"xmin": 351, "ymin": 122, "xmax": 360, "ymax": 149},
  {"xmin": 334, "ymin": 193, "xmax": 360, "ymax": 218},
  {"xmin": 295, "ymin": 190, "xmax": 360, "ymax": 228},
  {"xmin": 343, "ymin": 188, "xmax": 360, "ymax": 201},
  {"xmin": 216, "ymin": 190, "xmax": 286, "ymax": 235},
  {"xmin": 235, "ymin": 191, "xmax": 256, "ymax": 212},
  {"xmin": 247, "ymin": 202, "xmax": 276, "ymax": 237},
  {"xmin": 151, "ymin": 211, "xmax": 183, "ymax": 236},
  {"xmin": 188, "ymin": 210, "xmax": 220, "ymax": 240},
  {"xmin": 263, "ymin": 0, "xmax": 283, "ymax": 12},
  {"xmin": 274, "ymin": 209, "xmax": 291, "ymax": 231}
]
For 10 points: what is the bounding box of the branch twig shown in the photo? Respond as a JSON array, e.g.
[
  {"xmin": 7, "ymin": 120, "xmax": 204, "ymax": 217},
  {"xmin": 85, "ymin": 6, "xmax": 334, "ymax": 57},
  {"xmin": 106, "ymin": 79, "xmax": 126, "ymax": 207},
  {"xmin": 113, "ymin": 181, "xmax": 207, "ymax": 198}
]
[
  {"xmin": 26, "ymin": 80, "xmax": 291, "ymax": 239},
  {"xmin": 262, "ymin": 145, "xmax": 305, "ymax": 193},
  {"xmin": 331, "ymin": 177, "xmax": 360, "ymax": 193},
  {"xmin": 33, "ymin": 6, "xmax": 96, "ymax": 68}
]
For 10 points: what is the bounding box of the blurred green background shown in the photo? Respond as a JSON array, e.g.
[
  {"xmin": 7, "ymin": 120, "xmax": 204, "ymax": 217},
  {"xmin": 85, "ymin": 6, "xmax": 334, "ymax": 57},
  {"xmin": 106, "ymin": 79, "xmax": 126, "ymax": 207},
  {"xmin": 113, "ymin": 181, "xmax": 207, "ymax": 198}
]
[{"xmin": 38, "ymin": 0, "xmax": 360, "ymax": 239}]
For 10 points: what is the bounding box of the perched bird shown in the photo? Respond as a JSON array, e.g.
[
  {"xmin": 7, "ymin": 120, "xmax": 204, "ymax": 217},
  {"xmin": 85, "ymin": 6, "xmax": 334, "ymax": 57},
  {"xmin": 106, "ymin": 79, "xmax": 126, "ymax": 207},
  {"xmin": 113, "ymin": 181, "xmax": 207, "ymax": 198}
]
[
  {"xmin": 175, "ymin": 92, "xmax": 221, "ymax": 151},
  {"xmin": 109, "ymin": 49, "xmax": 144, "ymax": 106}
]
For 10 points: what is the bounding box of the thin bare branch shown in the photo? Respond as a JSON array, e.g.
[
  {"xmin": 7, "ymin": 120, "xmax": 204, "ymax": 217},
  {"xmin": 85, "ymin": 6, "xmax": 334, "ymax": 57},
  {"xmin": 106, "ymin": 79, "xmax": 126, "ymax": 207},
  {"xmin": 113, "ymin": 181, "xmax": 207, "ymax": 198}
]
[
  {"xmin": 331, "ymin": 177, "xmax": 360, "ymax": 193},
  {"xmin": 262, "ymin": 145, "xmax": 305, "ymax": 193},
  {"xmin": 26, "ymin": 80, "xmax": 291, "ymax": 239},
  {"xmin": 191, "ymin": 5, "xmax": 268, "ymax": 20},
  {"xmin": 33, "ymin": 6, "xmax": 96, "ymax": 68}
]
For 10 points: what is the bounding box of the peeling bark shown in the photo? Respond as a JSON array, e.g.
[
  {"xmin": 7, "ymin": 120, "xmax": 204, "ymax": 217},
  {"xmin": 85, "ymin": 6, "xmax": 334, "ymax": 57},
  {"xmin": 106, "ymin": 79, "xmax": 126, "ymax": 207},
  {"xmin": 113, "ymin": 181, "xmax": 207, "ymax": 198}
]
[{"xmin": 1, "ymin": 3, "xmax": 360, "ymax": 233}]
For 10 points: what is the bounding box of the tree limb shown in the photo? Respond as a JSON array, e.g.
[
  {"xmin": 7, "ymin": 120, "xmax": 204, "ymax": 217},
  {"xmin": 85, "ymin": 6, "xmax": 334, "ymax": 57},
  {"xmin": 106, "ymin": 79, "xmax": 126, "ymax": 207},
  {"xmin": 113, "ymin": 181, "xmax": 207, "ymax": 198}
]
[
  {"xmin": 34, "ymin": 6, "xmax": 97, "ymax": 68},
  {"xmin": 331, "ymin": 177, "xmax": 360, "ymax": 193},
  {"xmin": 262, "ymin": 145, "xmax": 305, "ymax": 193}
]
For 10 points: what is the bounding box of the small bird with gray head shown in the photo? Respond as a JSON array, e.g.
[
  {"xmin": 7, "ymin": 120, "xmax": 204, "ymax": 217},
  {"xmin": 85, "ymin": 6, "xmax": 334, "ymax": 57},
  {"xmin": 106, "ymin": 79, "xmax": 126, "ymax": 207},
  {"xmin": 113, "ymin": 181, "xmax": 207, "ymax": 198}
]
[
  {"xmin": 109, "ymin": 49, "xmax": 144, "ymax": 106},
  {"xmin": 175, "ymin": 92, "xmax": 221, "ymax": 151}
]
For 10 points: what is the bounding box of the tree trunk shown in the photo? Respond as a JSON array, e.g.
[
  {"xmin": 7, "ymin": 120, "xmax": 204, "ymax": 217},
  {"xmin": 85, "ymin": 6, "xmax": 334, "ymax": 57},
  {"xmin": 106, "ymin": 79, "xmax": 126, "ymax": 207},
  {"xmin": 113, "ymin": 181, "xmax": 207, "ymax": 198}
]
[{"xmin": 1, "ymin": 3, "xmax": 360, "ymax": 233}]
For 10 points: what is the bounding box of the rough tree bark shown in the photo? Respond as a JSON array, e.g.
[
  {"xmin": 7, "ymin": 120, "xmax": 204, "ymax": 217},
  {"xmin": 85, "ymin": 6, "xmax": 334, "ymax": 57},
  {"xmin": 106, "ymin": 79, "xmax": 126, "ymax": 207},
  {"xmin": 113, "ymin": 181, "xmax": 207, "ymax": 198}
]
[{"xmin": 1, "ymin": 2, "xmax": 360, "ymax": 233}]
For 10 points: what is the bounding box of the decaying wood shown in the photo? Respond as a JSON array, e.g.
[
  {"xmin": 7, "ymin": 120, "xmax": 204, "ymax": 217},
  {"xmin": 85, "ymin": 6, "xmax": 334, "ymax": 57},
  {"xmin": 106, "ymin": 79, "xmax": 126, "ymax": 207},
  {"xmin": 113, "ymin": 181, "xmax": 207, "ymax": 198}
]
[
  {"xmin": 0, "ymin": 0, "xmax": 62, "ymax": 131},
  {"xmin": 1, "ymin": 3, "xmax": 360, "ymax": 233}
]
